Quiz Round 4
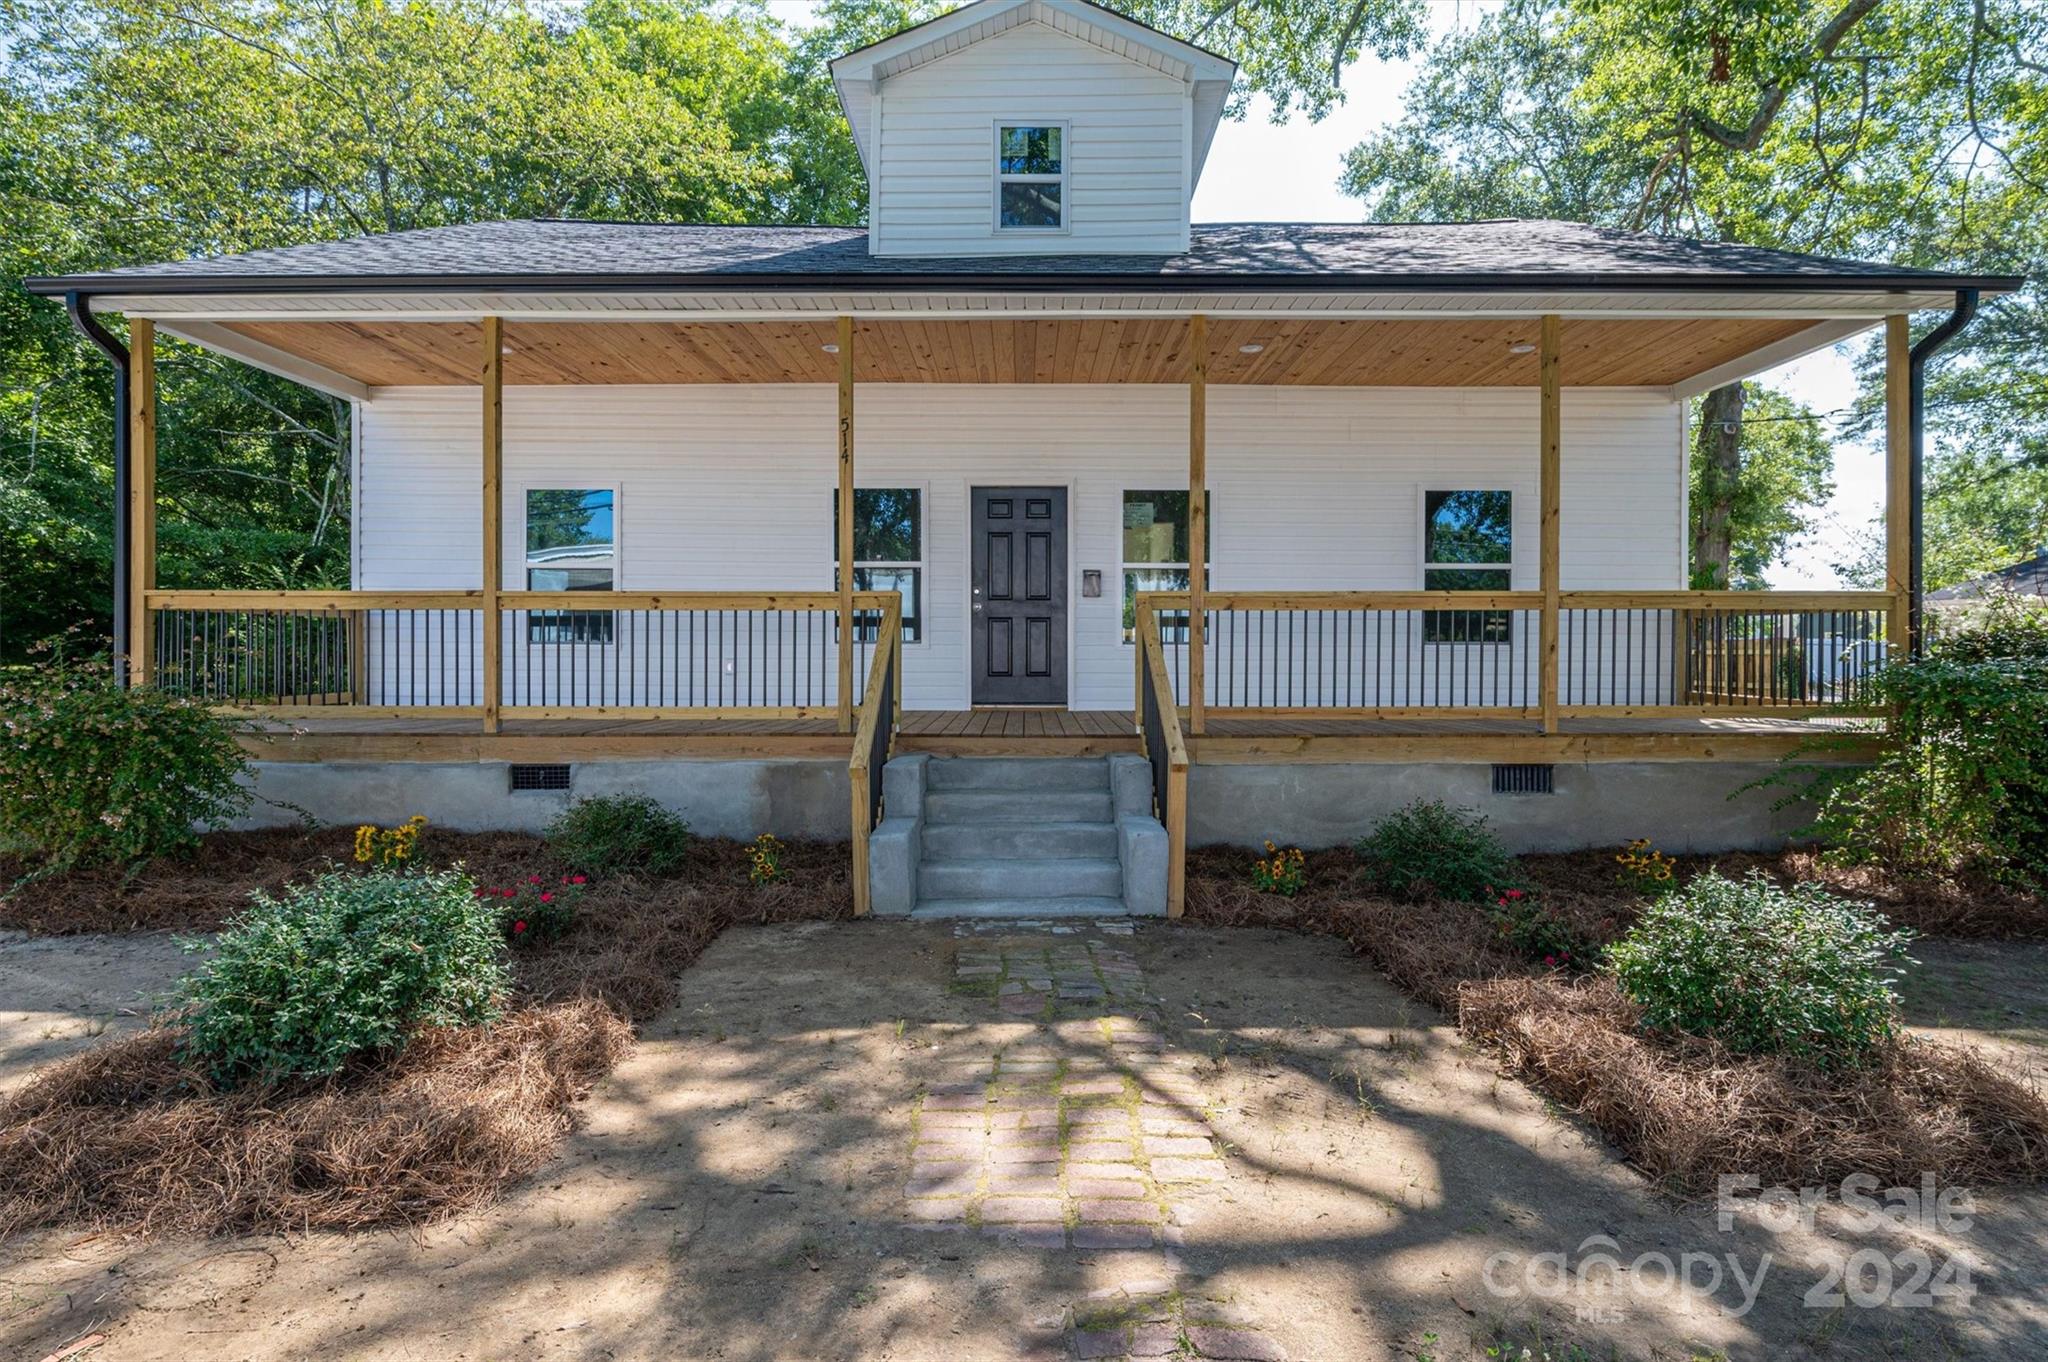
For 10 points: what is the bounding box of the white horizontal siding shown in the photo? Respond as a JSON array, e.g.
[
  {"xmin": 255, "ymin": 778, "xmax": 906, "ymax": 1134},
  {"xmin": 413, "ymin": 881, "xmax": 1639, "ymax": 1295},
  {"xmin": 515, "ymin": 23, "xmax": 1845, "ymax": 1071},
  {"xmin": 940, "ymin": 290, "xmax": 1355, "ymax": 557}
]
[
  {"xmin": 357, "ymin": 385, "xmax": 1685, "ymax": 712},
  {"xmin": 871, "ymin": 22, "xmax": 1191, "ymax": 257}
]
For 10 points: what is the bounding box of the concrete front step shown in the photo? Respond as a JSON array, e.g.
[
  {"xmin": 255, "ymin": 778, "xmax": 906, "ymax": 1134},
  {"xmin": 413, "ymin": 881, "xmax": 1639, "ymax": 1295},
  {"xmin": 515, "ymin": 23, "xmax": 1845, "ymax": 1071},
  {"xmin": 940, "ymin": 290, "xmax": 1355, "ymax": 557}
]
[
  {"xmin": 909, "ymin": 895, "xmax": 1129, "ymax": 920},
  {"xmin": 918, "ymin": 856, "xmax": 1125, "ymax": 901},
  {"xmin": 924, "ymin": 756, "xmax": 1110, "ymax": 792},
  {"xmin": 920, "ymin": 820, "xmax": 1120, "ymax": 861},
  {"xmin": 923, "ymin": 789, "xmax": 1115, "ymax": 825}
]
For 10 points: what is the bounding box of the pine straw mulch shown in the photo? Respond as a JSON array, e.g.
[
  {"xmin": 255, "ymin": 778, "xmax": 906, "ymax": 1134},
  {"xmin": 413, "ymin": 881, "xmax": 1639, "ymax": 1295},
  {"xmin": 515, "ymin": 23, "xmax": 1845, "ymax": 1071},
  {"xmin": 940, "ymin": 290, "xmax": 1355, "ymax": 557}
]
[
  {"xmin": 1515, "ymin": 846, "xmax": 2048, "ymax": 940},
  {"xmin": 0, "ymin": 831, "xmax": 851, "ymax": 1235},
  {"xmin": 1185, "ymin": 845, "xmax": 2048, "ymax": 1196}
]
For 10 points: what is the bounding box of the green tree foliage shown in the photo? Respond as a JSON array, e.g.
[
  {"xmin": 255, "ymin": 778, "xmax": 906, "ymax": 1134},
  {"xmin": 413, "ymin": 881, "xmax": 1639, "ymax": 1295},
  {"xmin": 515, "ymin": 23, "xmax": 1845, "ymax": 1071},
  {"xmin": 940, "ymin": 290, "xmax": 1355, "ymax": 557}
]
[
  {"xmin": 0, "ymin": 0, "xmax": 863, "ymax": 659},
  {"xmin": 1690, "ymin": 382, "xmax": 1833, "ymax": 587},
  {"xmin": 1341, "ymin": 0, "xmax": 2047, "ymax": 589}
]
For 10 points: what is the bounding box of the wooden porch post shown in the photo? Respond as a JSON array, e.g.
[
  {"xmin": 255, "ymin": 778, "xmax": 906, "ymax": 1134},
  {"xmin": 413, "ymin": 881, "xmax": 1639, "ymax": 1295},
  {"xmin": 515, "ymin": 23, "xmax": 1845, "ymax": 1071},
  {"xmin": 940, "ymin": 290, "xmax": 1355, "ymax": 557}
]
[
  {"xmin": 127, "ymin": 318, "xmax": 157, "ymax": 686},
  {"xmin": 481, "ymin": 316, "xmax": 503, "ymax": 734},
  {"xmin": 1538, "ymin": 313, "xmax": 1562, "ymax": 734},
  {"xmin": 837, "ymin": 315, "xmax": 856, "ymax": 734},
  {"xmin": 1187, "ymin": 313, "xmax": 1208, "ymax": 735},
  {"xmin": 1884, "ymin": 314, "xmax": 1911, "ymax": 655}
]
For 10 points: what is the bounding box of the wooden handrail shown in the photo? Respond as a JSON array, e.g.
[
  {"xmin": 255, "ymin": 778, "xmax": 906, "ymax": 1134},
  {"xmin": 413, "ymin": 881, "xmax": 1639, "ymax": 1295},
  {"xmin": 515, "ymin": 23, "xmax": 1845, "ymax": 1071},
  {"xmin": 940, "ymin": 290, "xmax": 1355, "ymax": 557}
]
[
  {"xmin": 847, "ymin": 600, "xmax": 903, "ymax": 919},
  {"xmin": 1137, "ymin": 588, "xmax": 1896, "ymax": 612},
  {"xmin": 1138, "ymin": 609, "xmax": 1190, "ymax": 918},
  {"xmin": 147, "ymin": 589, "xmax": 899, "ymax": 612}
]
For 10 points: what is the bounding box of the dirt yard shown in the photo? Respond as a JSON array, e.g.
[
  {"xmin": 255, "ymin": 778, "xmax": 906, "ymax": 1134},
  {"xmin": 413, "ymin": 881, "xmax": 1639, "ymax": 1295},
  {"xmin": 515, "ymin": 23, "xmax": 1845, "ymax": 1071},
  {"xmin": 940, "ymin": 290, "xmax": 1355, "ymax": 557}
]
[{"xmin": 4, "ymin": 920, "xmax": 2048, "ymax": 1361}]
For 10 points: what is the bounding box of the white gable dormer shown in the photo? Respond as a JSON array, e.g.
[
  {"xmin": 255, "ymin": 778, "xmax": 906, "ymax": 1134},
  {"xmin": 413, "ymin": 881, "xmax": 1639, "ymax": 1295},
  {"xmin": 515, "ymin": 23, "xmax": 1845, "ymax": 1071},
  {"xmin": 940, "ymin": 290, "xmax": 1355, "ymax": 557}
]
[{"xmin": 832, "ymin": 0, "xmax": 1236, "ymax": 257}]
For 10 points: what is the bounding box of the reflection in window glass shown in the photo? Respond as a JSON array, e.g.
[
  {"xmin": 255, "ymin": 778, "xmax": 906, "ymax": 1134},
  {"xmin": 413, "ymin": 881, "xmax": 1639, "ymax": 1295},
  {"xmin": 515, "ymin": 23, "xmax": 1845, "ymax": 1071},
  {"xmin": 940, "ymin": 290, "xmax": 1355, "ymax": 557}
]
[
  {"xmin": 1423, "ymin": 490, "xmax": 1512, "ymax": 643},
  {"xmin": 1121, "ymin": 491, "xmax": 1210, "ymax": 643},
  {"xmin": 835, "ymin": 488, "xmax": 922, "ymax": 642},
  {"xmin": 998, "ymin": 124, "xmax": 1064, "ymax": 229},
  {"xmin": 526, "ymin": 488, "xmax": 615, "ymax": 644}
]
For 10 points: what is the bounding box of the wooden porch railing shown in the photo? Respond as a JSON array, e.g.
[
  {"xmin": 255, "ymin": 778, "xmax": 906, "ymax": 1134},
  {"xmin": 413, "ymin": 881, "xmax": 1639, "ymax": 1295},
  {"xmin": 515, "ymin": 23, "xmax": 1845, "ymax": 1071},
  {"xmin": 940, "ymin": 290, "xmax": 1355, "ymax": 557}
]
[
  {"xmin": 1136, "ymin": 588, "xmax": 1898, "ymax": 728},
  {"xmin": 1134, "ymin": 608, "xmax": 1189, "ymax": 918},
  {"xmin": 143, "ymin": 589, "xmax": 901, "ymax": 723}
]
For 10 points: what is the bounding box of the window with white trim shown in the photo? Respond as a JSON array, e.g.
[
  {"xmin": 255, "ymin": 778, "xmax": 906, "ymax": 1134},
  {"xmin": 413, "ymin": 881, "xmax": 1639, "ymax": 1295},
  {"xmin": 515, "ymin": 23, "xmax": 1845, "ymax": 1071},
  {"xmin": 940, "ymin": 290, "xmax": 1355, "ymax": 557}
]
[
  {"xmin": 834, "ymin": 488, "xmax": 923, "ymax": 643},
  {"xmin": 525, "ymin": 487, "xmax": 615, "ymax": 644},
  {"xmin": 1422, "ymin": 489, "xmax": 1512, "ymax": 643},
  {"xmin": 996, "ymin": 124, "xmax": 1065, "ymax": 230},
  {"xmin": 1122, "ymin": 489, "xmax": 1209, "ymax": 644}
]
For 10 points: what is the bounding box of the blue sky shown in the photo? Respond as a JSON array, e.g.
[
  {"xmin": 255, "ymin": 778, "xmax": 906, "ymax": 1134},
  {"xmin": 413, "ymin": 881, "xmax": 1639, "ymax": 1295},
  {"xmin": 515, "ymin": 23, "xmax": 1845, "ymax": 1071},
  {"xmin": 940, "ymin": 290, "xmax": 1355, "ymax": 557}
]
[{"xmin": 770, "ymin": 0, "xmax": 1876, "ymax": 585}]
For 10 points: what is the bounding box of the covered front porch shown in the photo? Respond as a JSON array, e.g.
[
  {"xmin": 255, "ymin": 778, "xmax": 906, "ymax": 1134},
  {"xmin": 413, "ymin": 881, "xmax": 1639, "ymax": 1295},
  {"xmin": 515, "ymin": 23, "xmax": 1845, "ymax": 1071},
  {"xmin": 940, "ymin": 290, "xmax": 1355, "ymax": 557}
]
[{"xmin": 100, "ymin": 301, "xmax": 1933, "ymax": 912}]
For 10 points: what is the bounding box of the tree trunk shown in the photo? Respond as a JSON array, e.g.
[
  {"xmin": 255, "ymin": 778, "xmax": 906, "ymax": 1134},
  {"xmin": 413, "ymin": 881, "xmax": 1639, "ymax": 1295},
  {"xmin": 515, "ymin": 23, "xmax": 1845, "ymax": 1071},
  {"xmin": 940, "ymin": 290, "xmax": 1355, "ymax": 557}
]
[{"xmin": 1691, "ymin": 381, "xmax": 1746, "ymax": 588}]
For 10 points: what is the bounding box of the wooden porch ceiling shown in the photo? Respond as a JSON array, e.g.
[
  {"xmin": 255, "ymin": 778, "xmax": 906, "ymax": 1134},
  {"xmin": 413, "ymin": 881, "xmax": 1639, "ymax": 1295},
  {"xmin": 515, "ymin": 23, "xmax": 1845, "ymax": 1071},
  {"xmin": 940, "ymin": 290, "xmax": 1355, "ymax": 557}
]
[{"xmin": 217, "ymin": 314, "xmax": 1818, "ymax": 388}]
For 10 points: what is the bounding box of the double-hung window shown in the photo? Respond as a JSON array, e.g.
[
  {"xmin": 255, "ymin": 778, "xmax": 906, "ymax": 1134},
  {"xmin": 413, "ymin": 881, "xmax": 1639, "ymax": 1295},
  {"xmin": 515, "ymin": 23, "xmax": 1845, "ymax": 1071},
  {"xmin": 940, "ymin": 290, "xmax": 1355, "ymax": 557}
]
[
  {"xmin": 996, "ymin": 124, "xmax": 1065, "ymax": 230},
  {"xmin": 835, "ymin": 488, "xmax": 922, "ymax": 643},
  {"xmin": 525, "ymin": 487, "xmax": 615, "ymax": 644},
  {"xmin": 1422, "ymin": 489, "xmax": 1513, "ymax": 643},
  {"xmin": 1122, "ymin": 490, "xmax": 1209, "ymax": 644}
]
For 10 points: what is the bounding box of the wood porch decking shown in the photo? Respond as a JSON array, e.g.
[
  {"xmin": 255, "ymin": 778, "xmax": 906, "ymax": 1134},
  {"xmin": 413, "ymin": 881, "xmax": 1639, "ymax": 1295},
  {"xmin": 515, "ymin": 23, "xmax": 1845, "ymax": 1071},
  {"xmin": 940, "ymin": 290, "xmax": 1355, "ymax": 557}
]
[{"xmin": 241, "ymin": 708, "xmax": 1877, "ymax": 765}]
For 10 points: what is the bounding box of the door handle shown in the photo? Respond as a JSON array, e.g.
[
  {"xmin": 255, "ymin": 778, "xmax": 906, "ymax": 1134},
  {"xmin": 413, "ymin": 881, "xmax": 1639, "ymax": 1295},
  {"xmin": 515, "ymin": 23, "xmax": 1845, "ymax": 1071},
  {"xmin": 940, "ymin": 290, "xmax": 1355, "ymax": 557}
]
[{"xmin": 972, "ymin": 604, "xmax": 983, "ymax": 612}]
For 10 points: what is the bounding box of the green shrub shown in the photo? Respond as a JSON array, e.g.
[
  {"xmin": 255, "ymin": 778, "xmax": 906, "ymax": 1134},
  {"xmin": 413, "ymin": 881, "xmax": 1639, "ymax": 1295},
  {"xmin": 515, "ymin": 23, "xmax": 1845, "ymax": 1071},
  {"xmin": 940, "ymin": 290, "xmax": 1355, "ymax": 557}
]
[
  {"xmin": 1487, "ymin": 887, "xmax": 1586, "ymax": 969},
  {"xmin": 1355, "ymin": 799, "xmax": 1511, "ymax": 902},
  {"xmin": 544, "ymin": 794, "xmax": 691, "ymax": 877},
  {"xmin": 179, "ymin": 866, "xmax": 506, "ymax": 1083},
  {"xmin": 1605, "ymin": 870, "xmax": 1913, "ymax": 1067},
  {"xmin": 1787, "ymin": 654, "xmax": 2048, "ymax": 884},
  {"xmin": 1930, "ymin": 588, "xmax": 2048, "ymax": 664},
  {"xmin": 0, "ymin": 654, "xmax": 251, "ymax": 874}
]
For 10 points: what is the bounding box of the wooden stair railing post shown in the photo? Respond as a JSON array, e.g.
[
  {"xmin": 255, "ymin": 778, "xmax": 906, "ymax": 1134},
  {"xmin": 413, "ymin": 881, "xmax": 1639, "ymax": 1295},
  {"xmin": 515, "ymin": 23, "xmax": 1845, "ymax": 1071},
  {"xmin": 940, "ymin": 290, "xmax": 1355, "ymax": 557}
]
[
  {"xmin": 1538, "ymin": 313, "xmax": 1562, "ymax": 734},
  {"xmin": 481, "ymin": 317, "xmax": 504, "ymax": 734}
]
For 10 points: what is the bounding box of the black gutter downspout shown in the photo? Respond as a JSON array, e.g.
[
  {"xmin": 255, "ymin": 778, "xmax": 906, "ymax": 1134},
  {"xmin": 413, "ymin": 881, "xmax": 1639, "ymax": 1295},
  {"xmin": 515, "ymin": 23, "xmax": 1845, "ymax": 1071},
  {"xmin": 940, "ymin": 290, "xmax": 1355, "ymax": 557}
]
[
  {"xmin": 1907, "ymin": 287, "xmax": 1981, "ymax": 657},
  {"xmin": 64, "ymin": 291, "xmax": 132, "ymax": 686}
]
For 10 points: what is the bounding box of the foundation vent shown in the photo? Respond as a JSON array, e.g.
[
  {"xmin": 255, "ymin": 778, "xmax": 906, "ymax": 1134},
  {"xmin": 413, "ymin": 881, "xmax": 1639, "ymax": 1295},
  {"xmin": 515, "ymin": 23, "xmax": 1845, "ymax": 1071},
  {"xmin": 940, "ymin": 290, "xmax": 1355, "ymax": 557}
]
[
  {"xmin": 509, "ymin": 763, "xmax": 572, "ymax": 792},
  {"xmin": 1491, "ymin": 763, "xmax": 1555, "ymax": 796}
]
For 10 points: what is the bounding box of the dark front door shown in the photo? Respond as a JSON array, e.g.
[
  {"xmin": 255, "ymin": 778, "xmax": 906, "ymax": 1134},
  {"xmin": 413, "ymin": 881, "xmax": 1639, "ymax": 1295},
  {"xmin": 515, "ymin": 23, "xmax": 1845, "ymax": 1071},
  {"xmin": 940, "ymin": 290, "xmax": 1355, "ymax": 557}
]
[{"xmin": 971, "ymin": 486, "xmax": 1067, "ymax": 705}]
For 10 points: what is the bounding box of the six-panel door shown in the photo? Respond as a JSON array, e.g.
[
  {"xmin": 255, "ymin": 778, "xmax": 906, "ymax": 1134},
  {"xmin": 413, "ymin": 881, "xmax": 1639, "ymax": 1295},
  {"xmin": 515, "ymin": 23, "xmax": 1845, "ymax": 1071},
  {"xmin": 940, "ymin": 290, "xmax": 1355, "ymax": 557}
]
[{"xmin": 970, "ymin": 486, "xmax": 1068, "ymax": 705}]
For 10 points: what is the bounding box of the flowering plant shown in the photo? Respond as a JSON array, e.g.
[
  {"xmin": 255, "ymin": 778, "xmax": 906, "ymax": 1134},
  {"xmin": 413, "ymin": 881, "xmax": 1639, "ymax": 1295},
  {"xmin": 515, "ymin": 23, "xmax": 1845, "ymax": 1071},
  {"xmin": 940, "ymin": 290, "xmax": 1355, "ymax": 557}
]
[
  {"xmin": 1250, "ymin": 841, "xmax": 1307, "ymax": 896},
  {"xmin": 477, "ymin": 872, "xmax": 586, "ymax": 946},
  {"xmin": 1485, "ymin": 885, "xmax": 1584, "ymax": 971},
  {"xmin": 746, "ymin": 833, "xmax": 785, "ymax": 887},
  {"xmin": 1614, "ymin": 838, "xmax": 1678, "ymax": 897},
  {"xmin": 354, "ymin": 814, "xmax": 427, "ymax": 868}
]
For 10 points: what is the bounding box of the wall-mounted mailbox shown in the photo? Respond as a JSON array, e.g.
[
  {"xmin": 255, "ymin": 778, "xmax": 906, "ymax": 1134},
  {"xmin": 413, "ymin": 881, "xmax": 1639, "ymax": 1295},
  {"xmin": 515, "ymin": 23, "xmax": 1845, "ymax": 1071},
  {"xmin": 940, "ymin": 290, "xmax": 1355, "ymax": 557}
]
[{"xmin": 1081, "ymin": 569, "xmax": 1103, "ymax": 598}]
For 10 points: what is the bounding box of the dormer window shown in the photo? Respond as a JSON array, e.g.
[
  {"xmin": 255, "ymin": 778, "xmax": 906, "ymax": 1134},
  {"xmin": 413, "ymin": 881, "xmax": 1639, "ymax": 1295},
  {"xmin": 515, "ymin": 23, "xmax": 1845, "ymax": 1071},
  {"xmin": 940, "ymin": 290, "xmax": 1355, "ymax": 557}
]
[{"xmin": 996, "ymin": 124, "xmax": 1066, "ymax": 230}]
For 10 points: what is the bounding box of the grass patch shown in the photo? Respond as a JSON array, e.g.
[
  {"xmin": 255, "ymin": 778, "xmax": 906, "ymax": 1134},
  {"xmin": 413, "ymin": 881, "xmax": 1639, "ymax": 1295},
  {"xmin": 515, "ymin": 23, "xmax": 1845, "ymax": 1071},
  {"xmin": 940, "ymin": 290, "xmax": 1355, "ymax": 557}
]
[{"xmin": 1185, "ymin": 843, "xmax": 2048, "ymax": 1195}]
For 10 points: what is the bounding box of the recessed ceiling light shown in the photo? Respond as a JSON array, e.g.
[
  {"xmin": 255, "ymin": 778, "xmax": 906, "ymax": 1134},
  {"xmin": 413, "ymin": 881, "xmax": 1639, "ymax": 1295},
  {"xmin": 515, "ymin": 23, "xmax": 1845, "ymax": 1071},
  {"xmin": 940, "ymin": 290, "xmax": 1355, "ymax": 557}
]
[
  {"xmin": 1507, "ymin": 341, "xmax": 1537, "ymax": 355},
  {"xmin": 1239, "ymin": 343, "xmax": 1264, "ymax": 354},
  {"xmin": 820, "ymin": 343, "xmax": 840, "ymax": 354}
]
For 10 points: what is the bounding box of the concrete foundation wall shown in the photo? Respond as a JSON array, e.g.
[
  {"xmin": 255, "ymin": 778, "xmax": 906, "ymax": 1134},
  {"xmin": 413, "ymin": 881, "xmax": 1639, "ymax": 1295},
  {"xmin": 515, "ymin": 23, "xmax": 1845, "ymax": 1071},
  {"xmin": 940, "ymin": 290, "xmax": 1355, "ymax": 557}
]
[
  {"xmin": 1188, "ymin": 761, "xmax": 1816, "ymax": 853},
  {"xmin": 235, "ymin": 760, "xmax": 851, "ymax": 841}
]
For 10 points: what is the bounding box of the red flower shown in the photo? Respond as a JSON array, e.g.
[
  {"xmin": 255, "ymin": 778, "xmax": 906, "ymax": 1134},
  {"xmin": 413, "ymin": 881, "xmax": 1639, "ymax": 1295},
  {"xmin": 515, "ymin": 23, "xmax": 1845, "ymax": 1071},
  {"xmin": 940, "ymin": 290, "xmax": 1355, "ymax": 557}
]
[
  {"xmin": 540, "ymin": 891, "xmax": 554, "ymax": 903},
  {"xmin": 513, "ymin": 920, "xmax": 528, "ymax": 934},
  {"xmin": 1543, "ymin": 954, "xmax": 1557, "ymax": 966},
  {"xmin": 571, "ymin": 875, "xmax": 587, "ymax": 885},
  {"xmin": 528, "ymin": 875, "xmax": 542, "ymax": 885}
]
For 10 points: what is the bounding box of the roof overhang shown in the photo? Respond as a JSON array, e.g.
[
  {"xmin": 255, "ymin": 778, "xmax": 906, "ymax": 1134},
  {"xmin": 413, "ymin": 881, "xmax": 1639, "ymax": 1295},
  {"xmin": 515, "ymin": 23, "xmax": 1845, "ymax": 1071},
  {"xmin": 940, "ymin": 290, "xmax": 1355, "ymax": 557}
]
[
  {"xmin": 59, "ymin": 293, "xmax": 1972, "ymax": 398},
  {"xmin": 829, "ymin": 0, "xmax": 1238, "ymax": 181}
]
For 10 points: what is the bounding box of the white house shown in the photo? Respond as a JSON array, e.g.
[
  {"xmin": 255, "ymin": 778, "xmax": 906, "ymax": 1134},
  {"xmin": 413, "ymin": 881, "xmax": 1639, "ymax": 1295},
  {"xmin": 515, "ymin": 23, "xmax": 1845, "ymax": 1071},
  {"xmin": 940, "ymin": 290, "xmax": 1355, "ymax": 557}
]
[{"xmin": 33, "ymin": 0, "xmax": 2011, "ymax": 917}]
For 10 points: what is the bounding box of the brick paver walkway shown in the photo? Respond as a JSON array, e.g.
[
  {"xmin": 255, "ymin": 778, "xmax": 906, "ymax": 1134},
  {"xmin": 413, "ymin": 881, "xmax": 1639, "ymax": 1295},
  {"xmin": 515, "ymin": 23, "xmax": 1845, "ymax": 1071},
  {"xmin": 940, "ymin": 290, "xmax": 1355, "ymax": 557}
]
[{"xmin": 902, "ymin": 921, "xmax": 1287, "ymax": 1361}]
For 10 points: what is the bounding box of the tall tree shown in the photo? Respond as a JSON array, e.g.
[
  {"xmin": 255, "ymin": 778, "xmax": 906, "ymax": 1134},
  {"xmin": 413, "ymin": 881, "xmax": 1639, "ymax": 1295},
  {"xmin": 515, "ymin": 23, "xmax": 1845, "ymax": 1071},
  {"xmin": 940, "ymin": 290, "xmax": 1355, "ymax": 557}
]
[
  {"xmin": 1341, "ymin": 0, "xmax": 2046, "ymax": 588},
  {"xmin": 0, "ymin": 0, "xmax": 850, "ymax": 655}
]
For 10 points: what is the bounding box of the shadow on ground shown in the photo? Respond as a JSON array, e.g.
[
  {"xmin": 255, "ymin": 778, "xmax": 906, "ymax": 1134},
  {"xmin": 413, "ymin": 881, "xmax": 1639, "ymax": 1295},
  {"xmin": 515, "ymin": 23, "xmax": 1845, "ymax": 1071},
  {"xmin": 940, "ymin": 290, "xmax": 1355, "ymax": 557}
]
[{"xmin": 4, "ymin": 920, "xmax": 2046, "ymax": 1361}]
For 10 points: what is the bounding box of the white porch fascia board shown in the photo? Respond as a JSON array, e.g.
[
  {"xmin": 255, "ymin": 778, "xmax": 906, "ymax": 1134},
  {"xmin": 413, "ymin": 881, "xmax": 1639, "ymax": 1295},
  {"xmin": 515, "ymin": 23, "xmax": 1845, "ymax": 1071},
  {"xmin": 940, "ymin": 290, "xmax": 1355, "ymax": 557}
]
[
  {"xmin": 1665, "ymin": 318, "xmax": 1875, "ymax": 400},
  {"xmin": 103, "ymin": 291, "xmax": 1968, "ymax": 326},
  {"xmin": 158, "ymin": 319, "xmax": 371, "ymax": 400}
]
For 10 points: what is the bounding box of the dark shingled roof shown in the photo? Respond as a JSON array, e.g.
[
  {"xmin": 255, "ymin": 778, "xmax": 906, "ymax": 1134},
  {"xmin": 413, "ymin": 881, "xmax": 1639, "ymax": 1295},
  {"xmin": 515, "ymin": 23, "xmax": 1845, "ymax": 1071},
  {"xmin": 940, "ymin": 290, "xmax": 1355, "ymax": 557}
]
[
  {"xmin": 26, "ymin": 219, "xmax": 2018, "ymax": 295},
  {"xmin": 1928, "ymin": 549, "xmax": 2048, "ymax": 602}
]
